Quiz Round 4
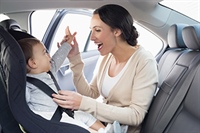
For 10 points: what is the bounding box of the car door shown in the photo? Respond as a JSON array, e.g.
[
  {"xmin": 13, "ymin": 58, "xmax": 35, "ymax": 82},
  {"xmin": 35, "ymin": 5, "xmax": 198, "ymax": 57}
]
[{"xmin": 40, "ymin": 9, "xmax": 99, "ymax": 91}]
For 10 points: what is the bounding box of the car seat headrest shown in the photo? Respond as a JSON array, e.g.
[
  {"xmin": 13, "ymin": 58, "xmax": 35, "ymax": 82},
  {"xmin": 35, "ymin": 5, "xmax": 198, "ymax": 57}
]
[
  {"xmin": 182, "ymin": 24, "xmax": 200, "ymax": 50},
  {"xmin": 0, "ymin": 19, "xmax": 21, "ymax": 31},
  {"xmin": 167, "ymin": 23, "xmax": 188, "ymax": 48},
  {"xmin": 9, "ymin": 30, "xmax": 35, "ymax": 41},
  {"xmin": 0, "ymin": 19, "xmax": 35, "ymax": 41}
]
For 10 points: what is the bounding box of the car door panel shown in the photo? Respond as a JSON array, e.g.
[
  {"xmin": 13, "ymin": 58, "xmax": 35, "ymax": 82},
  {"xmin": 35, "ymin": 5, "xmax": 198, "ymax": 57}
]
[{"xmin": 57, "ymin": 50, "xmax": 99, "ymax": 91}]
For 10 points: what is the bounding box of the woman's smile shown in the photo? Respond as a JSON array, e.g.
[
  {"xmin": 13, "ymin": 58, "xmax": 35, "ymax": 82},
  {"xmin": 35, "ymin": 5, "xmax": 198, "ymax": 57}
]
[{"xmin": 97, "ymin": 43, "xmax": 103, "ymax": 51}]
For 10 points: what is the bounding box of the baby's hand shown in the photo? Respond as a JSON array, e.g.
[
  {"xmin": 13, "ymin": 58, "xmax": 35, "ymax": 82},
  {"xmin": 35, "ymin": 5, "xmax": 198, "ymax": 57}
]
[
  {"xmin": 57, "ymin": 26, "xmax": 77, "ymax": 47},
  {"xmin": 65, "ymin": 26, "xmax": 77, "ymax": 44}
]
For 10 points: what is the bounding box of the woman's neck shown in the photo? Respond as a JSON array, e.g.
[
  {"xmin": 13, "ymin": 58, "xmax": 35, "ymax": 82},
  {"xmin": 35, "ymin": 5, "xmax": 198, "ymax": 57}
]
[{"xmin": 111, "ymin": 44, "xmax": 139, "ymax": 64}]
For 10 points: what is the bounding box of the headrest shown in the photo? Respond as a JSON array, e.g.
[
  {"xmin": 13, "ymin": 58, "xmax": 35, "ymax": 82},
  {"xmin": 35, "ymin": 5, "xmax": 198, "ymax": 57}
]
[
  {"xmin": 9, "ymin": 30, "xmax": 35, "ymax": 41},
  {"xmin": 0, "ymin": 19, "xmax": 21, "ymax": 31},
  {"xmin": 0, "ymin": 19, "xmax": 35, "ymax": 41},
  {"xmin": 182, "ymin": 24, "xmax": 200, "ymax": 50},
  {"xmin": 167, "ymin": 24, "xmax": 188, "ymax": 48}
]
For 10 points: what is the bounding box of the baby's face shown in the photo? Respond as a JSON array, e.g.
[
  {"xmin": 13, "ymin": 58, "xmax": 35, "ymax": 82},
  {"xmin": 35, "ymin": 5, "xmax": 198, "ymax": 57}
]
[{"xmin": 32, "ymin": 42, "xmax": 51, "ymax": 73}]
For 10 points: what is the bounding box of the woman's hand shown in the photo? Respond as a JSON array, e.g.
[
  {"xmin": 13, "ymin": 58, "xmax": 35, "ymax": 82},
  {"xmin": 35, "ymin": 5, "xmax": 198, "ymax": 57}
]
[
  {"xmin": 52, "ymin": 90, "xmax": 82, "ymax": 110},
  {"xmin": 67, "ymin": 36, "xmax": 80, "ymax": 57}
]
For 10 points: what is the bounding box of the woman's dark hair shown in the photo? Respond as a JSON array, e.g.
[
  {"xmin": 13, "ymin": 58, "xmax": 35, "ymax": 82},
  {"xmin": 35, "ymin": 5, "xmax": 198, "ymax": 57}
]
[
  {"xmin": 18, "ymin": 38, "xmax": 41, "ymax": 72},
  {"xmin": 93, "ymin": 4, "xmax": 139, "ymax": 46}
]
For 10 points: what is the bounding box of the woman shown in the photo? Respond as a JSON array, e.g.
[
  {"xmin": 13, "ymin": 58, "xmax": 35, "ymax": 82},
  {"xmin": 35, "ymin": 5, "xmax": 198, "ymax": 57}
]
[{"xmin": 53, "ymin": 4, "xmax": 158, "ymax": 133}]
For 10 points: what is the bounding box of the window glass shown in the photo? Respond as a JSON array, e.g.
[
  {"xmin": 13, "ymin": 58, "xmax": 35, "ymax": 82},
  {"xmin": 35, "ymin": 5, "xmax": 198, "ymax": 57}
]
[
  {"xmin": 87, "ymin": 36, "xmax": 96, "ymax": 51},
  {"xmin": 160, "ymin": 0, "xmax": 200, "ymax": 22},
  {"xmin": 50, "ymin": 13, "xmax": 92, "ymax": 55},
  {"xmin": 30, "ymin": 10, "xmax": 56, "ymax": 40},
  {"xmin": 135, "ymin": 24, "xmax": 162, "ymax": 56}
]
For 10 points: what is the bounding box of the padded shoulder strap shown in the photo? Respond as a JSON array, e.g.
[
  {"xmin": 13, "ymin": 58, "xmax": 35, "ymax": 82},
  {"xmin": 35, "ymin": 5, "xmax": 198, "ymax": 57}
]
[
  {"xmin": 26, "ymin": 77, "xmax": 74, "ymax": 120},
  {"xmin": 27, "ymin": 76, "xmax": 56, "ymax": 98}
]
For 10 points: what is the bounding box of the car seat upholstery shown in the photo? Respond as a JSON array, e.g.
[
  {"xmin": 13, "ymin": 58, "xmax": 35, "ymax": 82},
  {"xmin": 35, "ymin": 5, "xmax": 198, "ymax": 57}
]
[
  {"xmin": 141, "ymin": 24, "xmax": 200, "ymax": 133},
  {"xmin": 0, "ymin": 19, "xmax": 35, "ymax": 41},
  {"xmin": 0, "ymin": 20, "xmax": 89, "ymax": 133},
  {"xmin": 182, "ymin": 24, "xmax": 200, "ymax": 49},
  {"xmin": 0, "ymin": 25, "xmax": 24, "ymax": 133},
  {"xmin": 157, "ymin": 24, "xmax": 189, "ymax": 92}
]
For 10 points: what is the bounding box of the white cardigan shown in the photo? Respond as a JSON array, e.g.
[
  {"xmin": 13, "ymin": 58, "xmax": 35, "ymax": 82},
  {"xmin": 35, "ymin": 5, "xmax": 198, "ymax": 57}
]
[{"xmin": 69, "ymin": 46, "xmax": 159, "ymax": 133}]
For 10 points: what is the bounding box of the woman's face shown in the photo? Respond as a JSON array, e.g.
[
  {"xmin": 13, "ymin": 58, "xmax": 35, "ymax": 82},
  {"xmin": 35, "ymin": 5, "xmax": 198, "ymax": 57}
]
[{"xmin": 90, "ymin": 14, "xmax": 118, "ymax": 56}]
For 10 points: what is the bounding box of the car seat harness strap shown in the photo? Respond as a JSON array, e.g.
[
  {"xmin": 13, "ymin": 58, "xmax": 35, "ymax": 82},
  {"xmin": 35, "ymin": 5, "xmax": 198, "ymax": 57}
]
[{"xmin": 26, "ymin": 71, "xmax": 74, "ymax": 121}]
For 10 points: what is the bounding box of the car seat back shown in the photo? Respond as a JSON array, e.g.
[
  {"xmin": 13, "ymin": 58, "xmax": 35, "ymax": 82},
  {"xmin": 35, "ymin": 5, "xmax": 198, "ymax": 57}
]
[
  {"xmin": 0, "ymin": 19, "xmax": 89, "ymax": 133},
  {"xmin": 0, "ymin": 25, "xmax": 25, "ymax": 133},
  {"xmin": 0, "ymin": 19, "xmax": 35, "ymax": 41},
  {"xmin": 163, "ymin": 24, "xmax": 200, "ymax": 132},
  {"xmin": 141, "ymin": 24, "xmax": 200, "ymax": 133},
  {"xmin": 157, "ymin": 24, "xmax": 189, "ymax": 91}
]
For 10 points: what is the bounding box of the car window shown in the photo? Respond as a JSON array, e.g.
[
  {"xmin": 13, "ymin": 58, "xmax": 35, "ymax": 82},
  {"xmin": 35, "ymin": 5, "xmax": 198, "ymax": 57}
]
[
  {"xmin": 50, "ymin": 13, "xmax": 93, "ymax": 55},
  {"xmin": 30, "ymin": 10, "xmax": 56, "ymax": 41},
  {"xmin": 30, "ymin": 9, "xmax": 162, "ymax": 56},
  {"xmin": 135, "ymin": 24, "xmax": 162, "ymax": 56},
  {"xmin": 160, "ymin": 0, "xmax": 200, "ymax": 22}
]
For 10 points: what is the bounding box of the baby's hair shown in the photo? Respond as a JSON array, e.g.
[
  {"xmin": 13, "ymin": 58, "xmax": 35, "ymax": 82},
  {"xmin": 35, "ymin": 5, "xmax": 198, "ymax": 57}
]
[{"xmin": 18, "ymin": 38, "xmax": 41, "ymax": 73}]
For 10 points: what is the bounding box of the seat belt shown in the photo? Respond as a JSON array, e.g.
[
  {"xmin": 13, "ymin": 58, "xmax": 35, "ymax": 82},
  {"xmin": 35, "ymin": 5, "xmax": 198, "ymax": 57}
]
[
  {"xmin": 26, "ymin": 71, "xmax": 74, "ymax": 121},
  {"xmin": 47, "ymin": 71, "xmax": 74, "ymax": 119},
  {"xmin": 153, "ymin": 63, "xmax": 200, "ymax": 133}
]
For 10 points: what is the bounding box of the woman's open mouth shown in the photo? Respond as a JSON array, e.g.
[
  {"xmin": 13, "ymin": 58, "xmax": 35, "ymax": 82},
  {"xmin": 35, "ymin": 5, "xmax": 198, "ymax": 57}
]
[{"xmin": 97, "ymin": 43, "xmax": 103, "ymax": 50}]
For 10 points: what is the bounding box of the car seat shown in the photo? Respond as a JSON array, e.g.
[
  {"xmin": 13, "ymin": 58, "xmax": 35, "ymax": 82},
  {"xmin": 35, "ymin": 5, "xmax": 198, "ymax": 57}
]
[
  {"xmin": 151, "ymin": 24, "xmax": 189, "ymax": 95},
  {"xmin": 157, "ymin": 23, "xmax": 189, "ymax": 91},
  {"xmin": 0, "ymin": 19, "xmax": 89, "ymax": 133},
  {"xmin": 0, "ymin": 25, "xmax": 25, "ymax": 133},
  {"xmin": 0, "ymin": 19, "xmax": 35, "ymax": 40},
  {"xmin": 141, "ymin": 24, "xmax": 200, "ymax": 133}
]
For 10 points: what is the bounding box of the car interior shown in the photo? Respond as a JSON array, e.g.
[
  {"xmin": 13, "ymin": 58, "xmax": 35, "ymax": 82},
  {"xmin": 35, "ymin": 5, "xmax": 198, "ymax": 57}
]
[{"xmin": 0, "ymin": 0, "xmax": 200, "ymax": 133}]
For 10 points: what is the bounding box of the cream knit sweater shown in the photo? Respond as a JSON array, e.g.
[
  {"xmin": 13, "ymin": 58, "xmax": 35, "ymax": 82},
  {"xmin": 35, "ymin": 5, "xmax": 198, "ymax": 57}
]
[{"xmin": 69, "ymin": 46, "xmax": 159, "ymax": 133}]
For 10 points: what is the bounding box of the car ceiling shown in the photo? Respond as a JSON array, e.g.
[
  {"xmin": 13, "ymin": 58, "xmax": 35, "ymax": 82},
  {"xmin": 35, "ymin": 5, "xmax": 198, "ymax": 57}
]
[
  {"xmin": 0, "ymin": 0, "xmax": 165, "ymax": 34},
  {"xmin": 0, "ymin": 0, "xmax": 197, "ymax": 44},
  {"xmin": 0, "ymin": 0, "xmax": 162, "ymax": 15}
]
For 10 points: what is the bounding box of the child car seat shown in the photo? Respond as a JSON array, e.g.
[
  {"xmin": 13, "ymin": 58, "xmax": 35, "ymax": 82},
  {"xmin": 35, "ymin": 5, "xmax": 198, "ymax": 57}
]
[
  {"xmin": 0, "ymin": 25, "xmax": 25, "ymax": 133},
  {"xmin": 0, "ymin": 19, "xmax": 89, "ymax": 133}
]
